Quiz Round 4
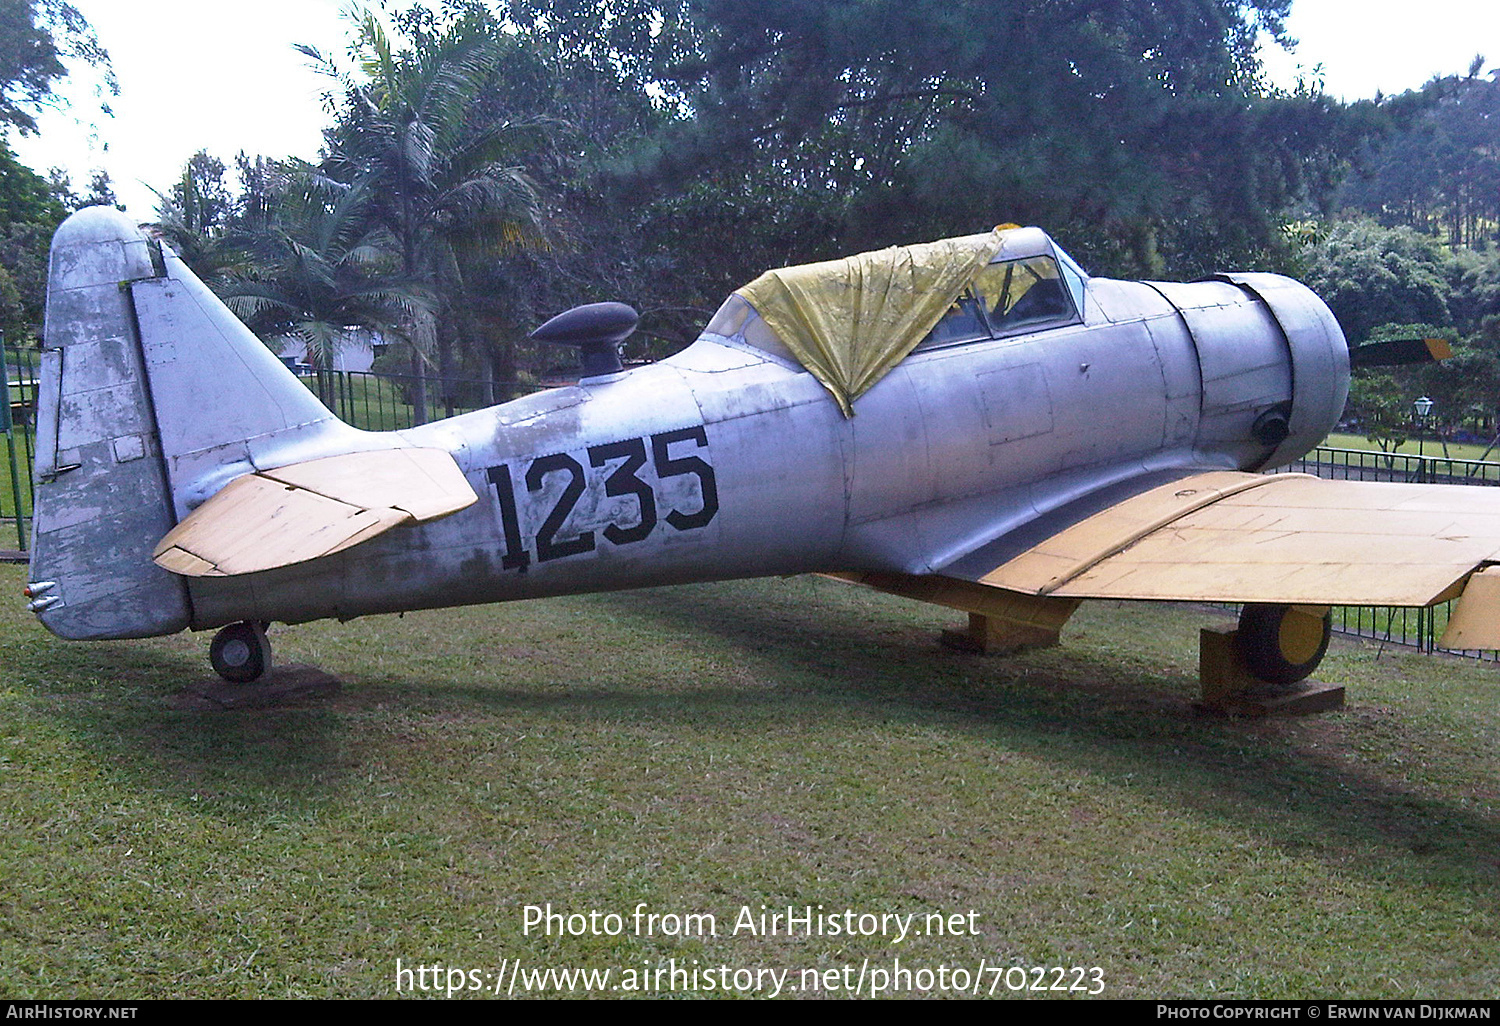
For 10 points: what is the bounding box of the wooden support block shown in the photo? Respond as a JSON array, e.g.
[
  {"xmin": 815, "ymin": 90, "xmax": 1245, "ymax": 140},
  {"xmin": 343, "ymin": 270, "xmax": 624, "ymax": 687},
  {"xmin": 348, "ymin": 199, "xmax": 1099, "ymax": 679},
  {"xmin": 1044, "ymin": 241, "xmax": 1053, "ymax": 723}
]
[
  {"xmin": 1195, "ymin": 626, "xmax": 1344, "ymax": 716},
  {"xmin": 940, "ymin": 611, "xmax": 1066, "ymax": 655},
  {"xmin": 824, "ymin": 571, "xmax": 1080, "ymax": 656},
  {"xmin": 1198, "ymin": 626, "xmax": 1257, "ymax": 702}
]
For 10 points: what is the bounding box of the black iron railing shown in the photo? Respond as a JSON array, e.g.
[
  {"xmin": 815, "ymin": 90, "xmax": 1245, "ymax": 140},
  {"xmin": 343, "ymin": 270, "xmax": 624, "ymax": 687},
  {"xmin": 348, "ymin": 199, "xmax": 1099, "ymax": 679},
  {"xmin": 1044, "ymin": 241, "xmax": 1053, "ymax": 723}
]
[
  {"xmin": 1266, "ymin": 447, "xmax": 1500, "ymax": 658},
  {"xmin": 2, "ymin": 344, "xmax": 37, "ymax": 552}
]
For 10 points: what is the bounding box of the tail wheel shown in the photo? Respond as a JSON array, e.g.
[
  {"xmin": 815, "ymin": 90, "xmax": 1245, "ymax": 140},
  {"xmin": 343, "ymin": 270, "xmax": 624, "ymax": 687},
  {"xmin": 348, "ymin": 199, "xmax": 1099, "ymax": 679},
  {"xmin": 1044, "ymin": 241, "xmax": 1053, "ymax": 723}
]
[
  {"xmin": 1236, "ymin": 604, "xmax": 1331, "ymax": 685},
  {"xmin": 210, "ymin": 621, "xmax": 272, "ymax": 683}
]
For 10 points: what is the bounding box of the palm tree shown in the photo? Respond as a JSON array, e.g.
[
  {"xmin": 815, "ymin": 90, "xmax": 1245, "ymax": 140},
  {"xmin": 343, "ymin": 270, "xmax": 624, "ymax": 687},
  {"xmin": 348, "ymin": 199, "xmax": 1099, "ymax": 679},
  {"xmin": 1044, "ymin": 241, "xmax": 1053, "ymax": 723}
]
[
  {"xmin": 147, "ymin": 151, "xmax": 250, "ymax": 285},
  {"xmin": 304, "ymin": 6, "xmax": 548, "ymax": 423},
  {"xmin": 222, "ymin": 168, "xmax": 428, "ymax": 402}
]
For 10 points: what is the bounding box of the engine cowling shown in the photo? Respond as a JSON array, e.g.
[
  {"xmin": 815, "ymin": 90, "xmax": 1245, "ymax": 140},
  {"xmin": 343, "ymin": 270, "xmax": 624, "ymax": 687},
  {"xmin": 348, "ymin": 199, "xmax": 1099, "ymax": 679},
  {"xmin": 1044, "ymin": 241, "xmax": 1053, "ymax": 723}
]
[{"xmin": 1151, "ymin": 273, "xmax": 1349, "ymax": 470}]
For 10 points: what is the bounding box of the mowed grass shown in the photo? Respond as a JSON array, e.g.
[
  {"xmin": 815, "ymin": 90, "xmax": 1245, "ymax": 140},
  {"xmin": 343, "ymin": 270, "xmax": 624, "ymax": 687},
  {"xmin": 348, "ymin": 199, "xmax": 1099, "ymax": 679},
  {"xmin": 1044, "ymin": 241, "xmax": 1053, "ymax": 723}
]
[
  {"xmin": 2, "ymin": 563, "xmax": 1498, "ymax": 1000},
  {"xmin": 1322, "ymin": 432, "xmax": 1500, "ymax": 464}
]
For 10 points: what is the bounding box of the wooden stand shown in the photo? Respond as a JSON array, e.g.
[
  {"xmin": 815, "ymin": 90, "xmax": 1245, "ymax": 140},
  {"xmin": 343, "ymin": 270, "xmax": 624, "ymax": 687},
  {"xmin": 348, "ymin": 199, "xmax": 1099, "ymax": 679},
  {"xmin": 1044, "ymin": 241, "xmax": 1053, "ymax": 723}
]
[
  {"xmin": 172, "ymin": 663, "xmax": 342, "ymax": 711},
  {"xmin": 1195, "ymin": 626, "xmax": 1344, "ymax": 716},
  {"xmin": 824, "ymin": 570, "xmax": 1080, "ymax": 656},
  {"xmin": 940, "ymin": 610, "xmax": 1067, "ymax": 655}
]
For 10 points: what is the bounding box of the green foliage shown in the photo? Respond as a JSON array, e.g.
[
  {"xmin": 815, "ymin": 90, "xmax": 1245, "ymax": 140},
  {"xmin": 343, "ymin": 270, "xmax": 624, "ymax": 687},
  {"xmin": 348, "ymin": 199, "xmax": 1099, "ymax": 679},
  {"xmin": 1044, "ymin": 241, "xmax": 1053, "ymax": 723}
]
[
  {"xmin": 0, "ymin": 135, "xmax": 63, "ymax": 226},
  {"xmin": 1420, "ymin": 342, "xmax": 1500, "ymax": 439},
  {"xmin": 307, "ymin": 4, "xmax": 550, "ymax": 420},
  {"xmin": 1301, "ymin": 214, "xmax": 1500, "ymax": 421},
  {"xmin": 77, "ymin": 167, "xmax": 117, "ymax": 209},
  {"xmin": 122, "ymin": 3, "xmax": 1499, "ymax": 410},
  {"xmin": 1450, "ymin": 244, "xmax": 1500, "ymax": 331},
  {"xmin": 553, "ymin": 0, "xmax": 1370, "ymax": 281},
  {"xmin": 409, "ymin": 8, "xmax": 713, "ymax": 356},
  {"xmin": 1345, "ymin": 371, "xmax": 1413, "ymax": 451},
  {"xmin": 313, "ymin": 5, "xmax": 546, "ymax": 277},
  {"xmin": 1340, "ymin": 72, "xmax": 1500, "ymax": 249},
  {"xmin": 1303, "ymin": 219, "xmax": 1459, "ymax": 342},
  {"xmin": 223, "ymin": 169, "xmax": 429, "ymax": 371},
  {"xmin": 1346, "ymin": 318, "xmax": 1500, "ymax": 454},
  {"xmin": 0, "ymin": 219, "xmax": 51, "ymax": 341},
  {"xmin": 0, "ymin": 260, "xmax": 25, "ymax": 341},
  {"xmin": 0, "ymin": 0, "xmax": 113, "ymax": 135},
  {"xmin": 0, "ymin": 138, "xmax": 66, "ymax": 342},
  {"xmin": 147, "ymin": 151, "xmax": 248, "ymax": 283}
]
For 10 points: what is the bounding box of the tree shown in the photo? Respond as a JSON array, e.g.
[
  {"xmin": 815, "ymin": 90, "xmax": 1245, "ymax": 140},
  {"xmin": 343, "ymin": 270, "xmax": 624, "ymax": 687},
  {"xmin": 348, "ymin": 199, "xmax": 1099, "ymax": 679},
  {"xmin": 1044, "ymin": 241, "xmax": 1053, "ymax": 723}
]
[
  {"xmin": 0, "ymin": 133, "xmax": 63, "ymax": 226},
  {"xmin": 0, "ymin": 0, "xmax": 114, "ymax": 135},
  {"xmin": 1301, "ymin": 219, "xmax": 1457, "ymax": 343},
  {"xmin": 1418, "ymin": 343, "xmax": 1500, "ymax": 454},
  {"xmin": 1344, "ymin": 372, "xmax": 1412, "ymax": 453},
  {"xmin": 223, "ymin": 168, "xmax": 427, "ymax": 391},
  {"xmin": 547, "ymin": 0, "xmax": 1370, "ymax": 280},
  {"xmin": 0, "ymin": 136, "xmax": 67, "ymax": 341},
  {"xmin": 147, "ymin": 151, "xmax": 245, "ymax": 282},
  {"xmin": 309, "ymin": 5, "xmax": 547, "ymax": 423},
  {"xmin": 416, "ymin": 6, "xmax": 704, "ymax": 382},
  {"xmin": 0, "ymin": 218, "xmax": 52, "ymax": 341},
  {"xmin": 1339, "ymin": 71, "xmax": 1500, "ymax": 249},
  {"xmin": 78, "ymin": 167, "xmax": 117, "ymax": 208}
]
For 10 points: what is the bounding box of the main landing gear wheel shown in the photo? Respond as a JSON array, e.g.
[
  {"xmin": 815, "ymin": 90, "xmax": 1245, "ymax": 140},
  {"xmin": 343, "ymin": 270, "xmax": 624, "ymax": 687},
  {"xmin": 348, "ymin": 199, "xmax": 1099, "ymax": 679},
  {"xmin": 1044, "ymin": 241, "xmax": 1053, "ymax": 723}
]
[
  {"xmin": 1235, "ymin": 603, "xmax": 1331, "ymax": 685},
  {"xmin": 210, "ymin": 621, "xmax": 272, "ymax": 683}
]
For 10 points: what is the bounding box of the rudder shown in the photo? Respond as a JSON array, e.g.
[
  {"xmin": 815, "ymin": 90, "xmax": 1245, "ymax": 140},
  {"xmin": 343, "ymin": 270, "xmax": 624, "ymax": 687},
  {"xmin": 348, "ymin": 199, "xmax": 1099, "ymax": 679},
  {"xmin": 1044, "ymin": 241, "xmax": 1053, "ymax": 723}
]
[
  {"xmin": 27, "ymin": 207, "xmax": 348, "ymax": 640},
  {"xmin": 28, "ymin": 207, "xmax": 189, "ymax": 638}
]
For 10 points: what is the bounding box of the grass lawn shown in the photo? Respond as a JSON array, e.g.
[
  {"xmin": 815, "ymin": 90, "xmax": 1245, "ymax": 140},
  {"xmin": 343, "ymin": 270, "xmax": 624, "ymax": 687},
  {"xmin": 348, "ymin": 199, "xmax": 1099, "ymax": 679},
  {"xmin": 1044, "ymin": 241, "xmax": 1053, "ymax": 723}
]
[
  {"xmin": 306, "ymin": 372, "xmax": 497, "ymax": 433},
  {"xmin": 2, "ymin": 564, "xmax": 1497, "ymax": 999},
  {"xmin": 1321, "ymin": 432, "xmax": 1500, "ymax": 463}
]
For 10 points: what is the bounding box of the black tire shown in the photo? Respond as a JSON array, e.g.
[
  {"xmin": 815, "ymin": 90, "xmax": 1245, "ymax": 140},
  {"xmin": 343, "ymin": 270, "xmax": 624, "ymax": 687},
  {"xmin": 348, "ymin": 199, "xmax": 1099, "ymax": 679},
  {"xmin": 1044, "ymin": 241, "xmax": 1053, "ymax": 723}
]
[
  {"xmin": 1236, "ymin": 603, "xmax": 1330, "ymax": 685},
  {"xmin": 210, "ymin": 622, "xmax": 272, "ymax": 683}
]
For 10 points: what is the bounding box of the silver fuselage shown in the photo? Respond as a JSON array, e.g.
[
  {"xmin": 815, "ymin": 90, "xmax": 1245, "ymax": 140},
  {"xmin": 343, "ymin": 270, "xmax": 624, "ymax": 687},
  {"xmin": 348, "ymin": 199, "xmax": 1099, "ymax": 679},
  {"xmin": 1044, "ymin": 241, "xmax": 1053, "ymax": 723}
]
[
  {"xmin": 187, "ymin": 274, "xmax": 1348, "ymax": 631},
  {"xmin": 27, "ymin": 210, "xmax": 1348, "ymax": 641}
]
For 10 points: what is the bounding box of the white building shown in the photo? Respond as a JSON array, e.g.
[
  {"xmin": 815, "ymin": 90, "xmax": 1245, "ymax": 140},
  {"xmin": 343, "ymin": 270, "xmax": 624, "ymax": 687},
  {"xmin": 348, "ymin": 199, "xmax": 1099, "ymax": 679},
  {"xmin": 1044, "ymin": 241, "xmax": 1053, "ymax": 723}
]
[{"xmin": 275, "ymin": 328, "xmax": 385, "ymax": 373}]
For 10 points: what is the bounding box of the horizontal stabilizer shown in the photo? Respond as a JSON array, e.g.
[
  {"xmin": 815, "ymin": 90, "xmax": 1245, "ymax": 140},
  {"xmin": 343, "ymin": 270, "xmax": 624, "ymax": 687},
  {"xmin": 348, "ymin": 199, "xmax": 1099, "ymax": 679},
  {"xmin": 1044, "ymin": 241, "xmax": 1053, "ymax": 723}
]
[
  {"xmin": 152, "ymin": 448, "xmax": 477, "ymax": 577},
  {"xmin": 1349, "ymin": 337, "xmax": 1452, "ymax": 368}
]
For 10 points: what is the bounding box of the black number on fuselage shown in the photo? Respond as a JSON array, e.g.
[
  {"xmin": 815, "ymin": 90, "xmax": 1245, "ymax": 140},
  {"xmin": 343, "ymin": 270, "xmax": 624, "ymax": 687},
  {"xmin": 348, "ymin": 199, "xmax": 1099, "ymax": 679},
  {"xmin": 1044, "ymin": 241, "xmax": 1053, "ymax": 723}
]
[
  {"xmin": 651, "ymin": 426, "xmax": 719, "ymax": 531},
  {"xmin": 486, "ymin": 465, "xmax": 531, "ymax": 571},
  {"xmin": 587, "ymin": 437, "xmax": 657, "ymax": 545},
  {"xmin": 484, "ymin": 426, "xmax": 717, "ymax": 570},
  {"xmin": 526, "ymin": 452, "xmax": 595, "ymax": 562}
]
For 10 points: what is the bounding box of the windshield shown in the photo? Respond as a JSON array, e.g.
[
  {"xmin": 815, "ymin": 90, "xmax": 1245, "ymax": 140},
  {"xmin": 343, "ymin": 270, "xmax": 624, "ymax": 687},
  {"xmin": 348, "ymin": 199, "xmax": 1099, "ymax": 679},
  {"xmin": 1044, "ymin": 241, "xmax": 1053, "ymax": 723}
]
[{"xmin": 916, "ymin": 255, "xmax": 1080, "ymax": 351}]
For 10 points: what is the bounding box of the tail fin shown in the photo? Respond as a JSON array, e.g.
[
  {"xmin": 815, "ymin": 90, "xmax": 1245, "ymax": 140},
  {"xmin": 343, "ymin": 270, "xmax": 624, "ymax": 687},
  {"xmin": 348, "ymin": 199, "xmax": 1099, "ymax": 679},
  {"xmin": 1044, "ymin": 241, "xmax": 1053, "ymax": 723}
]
[{"xmin": 27, "ymin": 207, "xmax": 349, "ymax": 640}]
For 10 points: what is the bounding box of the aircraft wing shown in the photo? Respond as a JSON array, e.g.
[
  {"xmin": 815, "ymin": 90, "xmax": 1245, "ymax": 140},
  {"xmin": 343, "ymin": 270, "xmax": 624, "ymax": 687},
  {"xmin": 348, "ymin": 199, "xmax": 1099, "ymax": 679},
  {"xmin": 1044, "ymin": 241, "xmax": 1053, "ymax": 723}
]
[
  {"xmin": 934, "ymin": 470, "xmax": 1500, "ymax": 650},
  {"xmin": 152, "ymin": 448, "xmax": 478, "ymax": 577}
]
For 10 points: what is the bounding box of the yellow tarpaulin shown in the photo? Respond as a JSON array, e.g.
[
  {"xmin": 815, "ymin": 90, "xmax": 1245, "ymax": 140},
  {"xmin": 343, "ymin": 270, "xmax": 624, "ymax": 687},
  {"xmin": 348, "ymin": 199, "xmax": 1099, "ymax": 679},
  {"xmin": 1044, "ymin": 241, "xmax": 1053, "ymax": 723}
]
[{"xmin": 735, "ymin": 230, "xmax": 1005, "ymax": 416}]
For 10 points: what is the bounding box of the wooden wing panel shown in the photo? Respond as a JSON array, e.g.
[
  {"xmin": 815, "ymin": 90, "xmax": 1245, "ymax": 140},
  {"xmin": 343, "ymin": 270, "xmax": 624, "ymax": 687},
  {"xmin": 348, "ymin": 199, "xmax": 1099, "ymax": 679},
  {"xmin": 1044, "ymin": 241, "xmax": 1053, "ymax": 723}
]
[
  {"xmin": 153, "ymin": 448, "xmax": 477, "ymax": 578},
  {"xmin": 1439, "ymin": 566, "xmax": 1500, "ymax": 649},
  {"xmin": 973, "ymin": 471, "xmax": 1500, "ymax": 607}
]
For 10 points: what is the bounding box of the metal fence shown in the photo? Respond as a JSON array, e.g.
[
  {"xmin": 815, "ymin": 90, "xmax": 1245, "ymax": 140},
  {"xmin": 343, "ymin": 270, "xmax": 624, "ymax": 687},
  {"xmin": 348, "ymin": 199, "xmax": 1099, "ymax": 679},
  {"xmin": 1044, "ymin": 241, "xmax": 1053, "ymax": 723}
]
[
  {"xmin": 1277, "ymin": 446, "xmax": 1500, "ymax": 486},
  {"xmin": 2, "ymin": 344, "xmax": 37, "ymax": 553},
  {"xmin": 291, "ymin": 366, "xmax": 517, "ymax": 432},
  {"xmin": 1267, "ymin": 447, "xmax": 1500, "ymax": 658},
  {"xmin": 2, "ymin": 356, "xmax": 1499, "ymax": 662},
  {"xmin": 0, "ymin": 352, "xmax": 520, "ymax": 552}
]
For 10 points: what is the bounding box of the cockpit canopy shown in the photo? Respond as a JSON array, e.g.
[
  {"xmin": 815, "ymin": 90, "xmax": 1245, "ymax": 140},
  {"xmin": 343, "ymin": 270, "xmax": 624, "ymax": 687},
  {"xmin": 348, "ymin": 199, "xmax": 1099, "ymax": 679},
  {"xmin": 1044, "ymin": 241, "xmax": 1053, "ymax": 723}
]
[
  {"xmin": 918, "ymin": 246, "xmax": 1087, "ymax": 350},
  {"xmin": 705, "ymin": 226, "xmax": 1089, "ymax": 415}
]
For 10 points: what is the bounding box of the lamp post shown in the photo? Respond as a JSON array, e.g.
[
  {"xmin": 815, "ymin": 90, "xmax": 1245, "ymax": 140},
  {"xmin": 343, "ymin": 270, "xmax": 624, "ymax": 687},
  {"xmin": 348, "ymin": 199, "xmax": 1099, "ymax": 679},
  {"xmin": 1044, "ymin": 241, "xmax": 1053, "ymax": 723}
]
[
  {"xmin": 1410, "ymin": 394, "xmax": 1436, "ymax": 646},
  {"xmin": 1413, "ymin": 396, "xmax": 1434, "ymax": 461}
]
